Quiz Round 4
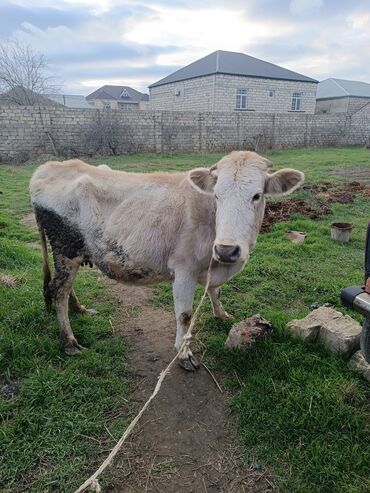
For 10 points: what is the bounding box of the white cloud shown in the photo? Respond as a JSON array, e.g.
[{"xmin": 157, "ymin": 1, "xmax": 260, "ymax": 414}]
[{"xmin": 125, "ymin": 5, "xmax": 293, "ymax": 53}]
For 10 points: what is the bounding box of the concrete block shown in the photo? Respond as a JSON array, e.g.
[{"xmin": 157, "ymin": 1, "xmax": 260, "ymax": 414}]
[
  {"xmin": 287, "ymin": 307, "xmax": 361, "ymax": 357},
  {"xmin": 349, "ymin": 350, "xmax": 370, "ymax": 382},
  {"xmin": 318, "ymin": 313, "xmax": 361, "ymax": 356},
  {"xmin": 287, "ymin": 306, "xmax": 340, "ymax": 341}
]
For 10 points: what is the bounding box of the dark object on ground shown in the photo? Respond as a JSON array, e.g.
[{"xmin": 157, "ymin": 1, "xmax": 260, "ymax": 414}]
[
  {"xmin": 0, "ymin": 378, "xmax": 22, "ymax": 399},
  {"xmin": 225, "ymin": 315, "xmax": 273, "ymax": 349},
  {"xmin": 341, "ymin": 222, "xmax": 370, "ymax": 364}
]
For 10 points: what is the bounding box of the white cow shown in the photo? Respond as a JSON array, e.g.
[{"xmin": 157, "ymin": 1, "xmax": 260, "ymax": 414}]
[{"xmin": 30, "ymin": 151, "xmax": 304, "ymax": 370}]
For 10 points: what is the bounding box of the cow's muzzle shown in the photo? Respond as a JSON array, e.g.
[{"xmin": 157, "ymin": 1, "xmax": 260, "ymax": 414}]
[{"xmin": 214, "ymin": 244, "xmax": 241, "ymax": 264}]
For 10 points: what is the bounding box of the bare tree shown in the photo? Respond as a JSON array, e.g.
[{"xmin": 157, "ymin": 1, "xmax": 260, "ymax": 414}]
[{"xmin": 0, "ymin": 39, "xmax": 59, "ymax": 105}]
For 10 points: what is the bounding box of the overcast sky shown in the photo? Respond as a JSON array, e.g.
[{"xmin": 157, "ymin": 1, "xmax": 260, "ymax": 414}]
[{"xmin": 1, "ymin": 0, "xmax": 370, "ymax": 95}]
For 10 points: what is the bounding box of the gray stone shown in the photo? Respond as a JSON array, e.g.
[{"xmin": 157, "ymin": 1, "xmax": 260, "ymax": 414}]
[
  {"xmin": 349, "ymin": 351, "xmax": 370, "ymax": 382},
  {"xmin": 287, "ymin": 306, "xmax": 361, "ymax": 357},
  {"xmin": 318, "ymin": 313, "xmax": 361, "ymax": 356},
  {"xmin": 225, "ymin": 314, "xmax": 273, "ymax": 350}
]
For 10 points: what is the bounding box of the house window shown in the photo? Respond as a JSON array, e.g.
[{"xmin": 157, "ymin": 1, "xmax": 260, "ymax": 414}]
[
  {"xmin": 291, "ymin": 92, "xmax": 303, "ymax": 111},
  {"xmin": 236, "ymin": 88, "xmax": 248, "ymax": 109},
  {"xmin": 269, "ymin": 90, "xmax": 275, "ymax": 97},
  {"xmin": 119, "ymin": 102, "xmax": 134, "ymax": 111},
  {"xmin": 103, "ymin": 102, "xmax": 111, "ymax": 109},
  {"xmin": 120, "ymin": 89, "xmax": 130, "ymax": 98}
]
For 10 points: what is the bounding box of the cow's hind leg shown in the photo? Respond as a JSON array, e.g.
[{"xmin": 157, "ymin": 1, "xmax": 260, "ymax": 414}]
[
  {"xmin": 208, "ymin": 287, "xmax": 231, "ymax": 320},
  {"xmin": 49, "ymin": 255, "xmax": 85, "ymax": 355},
  {"xmin": 173, "ymin": 270, "xmax": 199, "ymax": 371},
  {"xmin": 69, "ymin": 288, "xmax": 99, "ymax": 316}
]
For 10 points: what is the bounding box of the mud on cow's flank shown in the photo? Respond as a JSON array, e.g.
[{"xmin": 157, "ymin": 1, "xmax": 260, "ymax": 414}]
[{"xmin": 0, "ymin": 147, "xmax": 369, "ymax": 493}]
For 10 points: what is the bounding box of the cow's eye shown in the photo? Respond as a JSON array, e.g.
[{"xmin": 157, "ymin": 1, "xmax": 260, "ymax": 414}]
[
  {"xmin": 252, "ymin": 193, "xmax": 261, "ymax": 202},
  {"xmin": 214, "ymin": 194, "xmax": 219, "ymax": 200}
]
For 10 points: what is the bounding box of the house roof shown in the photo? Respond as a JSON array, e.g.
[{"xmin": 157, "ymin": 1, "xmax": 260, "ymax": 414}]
[
  {"xmin": 0, "ymin": 87, "xmax": 57, "ymax": 106},
  {"xmin": 86, "ymin": 85, "xmax": 149, "ymax": 103},
  {"xmin": 316, "ymin": 78, "xmax": 370, "ymax": 100},
  {"xmin": 149, "ymin": 50, "xmax": 317, "ymax": 88},
  {"xmin": 46, "ymin": 94, "xmax": 93, "ymax": 108}
]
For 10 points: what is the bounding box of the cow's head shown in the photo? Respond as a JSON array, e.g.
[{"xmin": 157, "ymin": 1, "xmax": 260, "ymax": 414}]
[{"xmin": 187, "ymin": 151, "xmax": 304, "ymax": 264}]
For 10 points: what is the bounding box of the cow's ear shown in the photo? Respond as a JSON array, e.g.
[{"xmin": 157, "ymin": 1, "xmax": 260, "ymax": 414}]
[
  {"xmin": 265, "ymin": 168, "xmax": 304, "ymax": 195},
  {"xmin": 188, "ymin": 167, "xmax": 217, "ymax": 195}
]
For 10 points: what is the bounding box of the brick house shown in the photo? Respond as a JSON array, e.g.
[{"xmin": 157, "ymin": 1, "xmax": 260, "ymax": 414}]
[
  {"xmin": 149, "ymin": 50, "xmax": 317, "ymax": 113},
  {"xmin": 86, "ymin": 85, "xmax": 149, "ymax": 110},
  {"xmin": 315, "ymin": 78, "xmax": 370, "ymax": 114}
]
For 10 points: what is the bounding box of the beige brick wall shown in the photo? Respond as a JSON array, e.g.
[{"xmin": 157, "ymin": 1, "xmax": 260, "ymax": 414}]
[
  {"xmin": 0, "ymin": 104, "xmax": 369, "ymax": 161},
  {"xmin": 150, "ymin": 74, "xmax": 317, "ymax": 114}
]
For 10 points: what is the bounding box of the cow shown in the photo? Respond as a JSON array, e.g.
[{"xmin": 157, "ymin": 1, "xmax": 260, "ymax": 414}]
[{"xmin": 30, "ymin": 151, "xmax": 304, "ymax": 371}]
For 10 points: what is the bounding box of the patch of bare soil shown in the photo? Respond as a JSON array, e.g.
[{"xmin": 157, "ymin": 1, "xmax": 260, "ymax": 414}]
[
  {"xmin": 262, "ymin": 179, "xmax": 370, "ymax": 232},
  {"xmin": 103, "ymin": 279, "xmax": 276, "ymax": 493},
  {"xmin": 21, "ymin": 212, "xmax": 37, "ymax": 229},
  {"xmin": 262, "ymin": 199, "xmax": 331, "ymax": 232},
  {"xmin": 0, "ymin": 273, "xmax": 20, "ymax": 287},
  {"xmin": 304, "ymin": 181, "xmax": 370, "ymax": 202}
]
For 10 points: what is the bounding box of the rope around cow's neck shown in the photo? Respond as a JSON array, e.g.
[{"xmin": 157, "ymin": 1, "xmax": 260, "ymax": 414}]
[{"xmin": 74, "ymin": 259, "xmax": 214, "ymax": 493}]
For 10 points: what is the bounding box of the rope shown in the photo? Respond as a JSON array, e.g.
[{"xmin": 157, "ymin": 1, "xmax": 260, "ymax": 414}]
[{"xmin": 74, "ymin": 260, "xmax": 214, "ymax": 493}]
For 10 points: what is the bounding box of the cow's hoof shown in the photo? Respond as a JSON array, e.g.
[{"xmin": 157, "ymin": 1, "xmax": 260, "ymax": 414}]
[
  {"xmin": 64, "ymin": 343, "xmax": 85, "ymax": 356},
  {"xmin": 216, "ymin": 311, "xmax": 233, "ymax": 321},
  {"xmin": 178, "ymin": 354, "xmax": 199, "ymax": 371}
]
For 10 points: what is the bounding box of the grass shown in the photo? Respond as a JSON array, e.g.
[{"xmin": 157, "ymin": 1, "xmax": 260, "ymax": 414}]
[{"xmin": 1, "ymin": 146, "xmax": 370, "ymax": 493}]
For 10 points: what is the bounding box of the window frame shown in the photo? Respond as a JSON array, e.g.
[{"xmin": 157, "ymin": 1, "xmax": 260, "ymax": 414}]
[
  {"xmin": 291, "ymin": 92, "xmax": 303, "ymax": 111},
  {"xmin": 118, "ymin": 102, "xmax": 134, "ymax": 111},
  {"xmin": 235, "ymin": 88, "xmax": 248, "ymax": 110}
]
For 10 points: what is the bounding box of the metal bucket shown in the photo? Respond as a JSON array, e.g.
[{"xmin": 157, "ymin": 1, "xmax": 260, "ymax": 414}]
[{"xmin": 331, "ymin": 222, "xmax": 353, "ymax": 242}]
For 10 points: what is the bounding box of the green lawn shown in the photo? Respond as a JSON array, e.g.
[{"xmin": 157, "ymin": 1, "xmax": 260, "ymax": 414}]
[{"xmin": 1, "ymin": 147, "xmax": 370, "ymax": 493}]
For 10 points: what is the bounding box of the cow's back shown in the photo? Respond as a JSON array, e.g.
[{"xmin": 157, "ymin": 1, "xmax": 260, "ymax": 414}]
[{"xmin": 30, "ymin": 159, "xmax": 207, "ymax": 283}]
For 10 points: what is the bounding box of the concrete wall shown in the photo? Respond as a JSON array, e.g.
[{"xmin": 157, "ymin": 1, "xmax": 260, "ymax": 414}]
[
  {"xmin": 149, "ymin": 74, "xmax": 317, "ymax": 114},
  {"xmin": 0, "ymin": 104, "xmax": 369, "ymax": 162}
]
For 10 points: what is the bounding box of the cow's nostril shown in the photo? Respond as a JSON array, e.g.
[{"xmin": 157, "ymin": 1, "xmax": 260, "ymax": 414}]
[
  {"xmin": 214, "ymin": 244, "xmax": 241, "ymax": 263},
  {"xmin": 229, "ymin": 246, "xmax": 240, "ymax": 258}
]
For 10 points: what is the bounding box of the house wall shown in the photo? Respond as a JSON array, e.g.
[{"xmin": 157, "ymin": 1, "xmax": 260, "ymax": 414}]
[
  {"xmin": 316, "ymin": 97, "xmax": 370, "ymax": 114},
  {"xmin": 1, "ymin": 105, "xmax": 369, "ymax": 162},
  {"xmin": 149, "ymin": 74, "xmax": 317, "ymax": 114},
  {"xmin": 88, "ymin": 98, "xmax": 139, "ymax": 111},
  {"xmin": 347, "ymin": 97, "xmax": 370, "ymax": 114},
  {"xmin": 315, "ymin": 98, "xmax": 349, "ymax": 114}
]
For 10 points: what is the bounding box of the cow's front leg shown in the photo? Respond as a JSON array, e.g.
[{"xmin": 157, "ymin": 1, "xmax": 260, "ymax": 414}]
[
  {"xmin": 173, "ymin": 271, "xmax": 199, "ymax": 371},
  {"xmin": 208, "ymin": 287, "xmax": 231, "ymax": 320}
]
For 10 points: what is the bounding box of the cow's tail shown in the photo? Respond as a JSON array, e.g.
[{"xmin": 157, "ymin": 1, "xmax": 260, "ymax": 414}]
[{"xmin": 35, "ymin": 210, "xmax": 53, "ymax": 310}]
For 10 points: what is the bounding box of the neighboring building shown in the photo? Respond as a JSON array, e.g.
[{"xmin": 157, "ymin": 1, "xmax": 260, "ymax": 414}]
[
  {"xmin": 0, "ymin": 87, "xmax": 57, "ymax": 106},
  {"xmin": 46, "ymin": 94, "xmax": 93, "ymax": 108},
  {"xmin": 86, "ymin": 85, "xmax": 149, "ymax": 110},
  {"xmin": 149, "ymin": 50, "xmax": 318, "ymax": 113},
  {"xmin": 315, "ymin": 78, "xmax": 370, "ymax": 114},
  {"xmin": 0, "ymin": 87, "xmax": 93, "ymax": 109}
]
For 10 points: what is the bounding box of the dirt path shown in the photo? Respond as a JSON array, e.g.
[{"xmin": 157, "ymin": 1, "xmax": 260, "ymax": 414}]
[{"xmin": 104, "ymin": 279, "xmax": 275, "ymax": 493}]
